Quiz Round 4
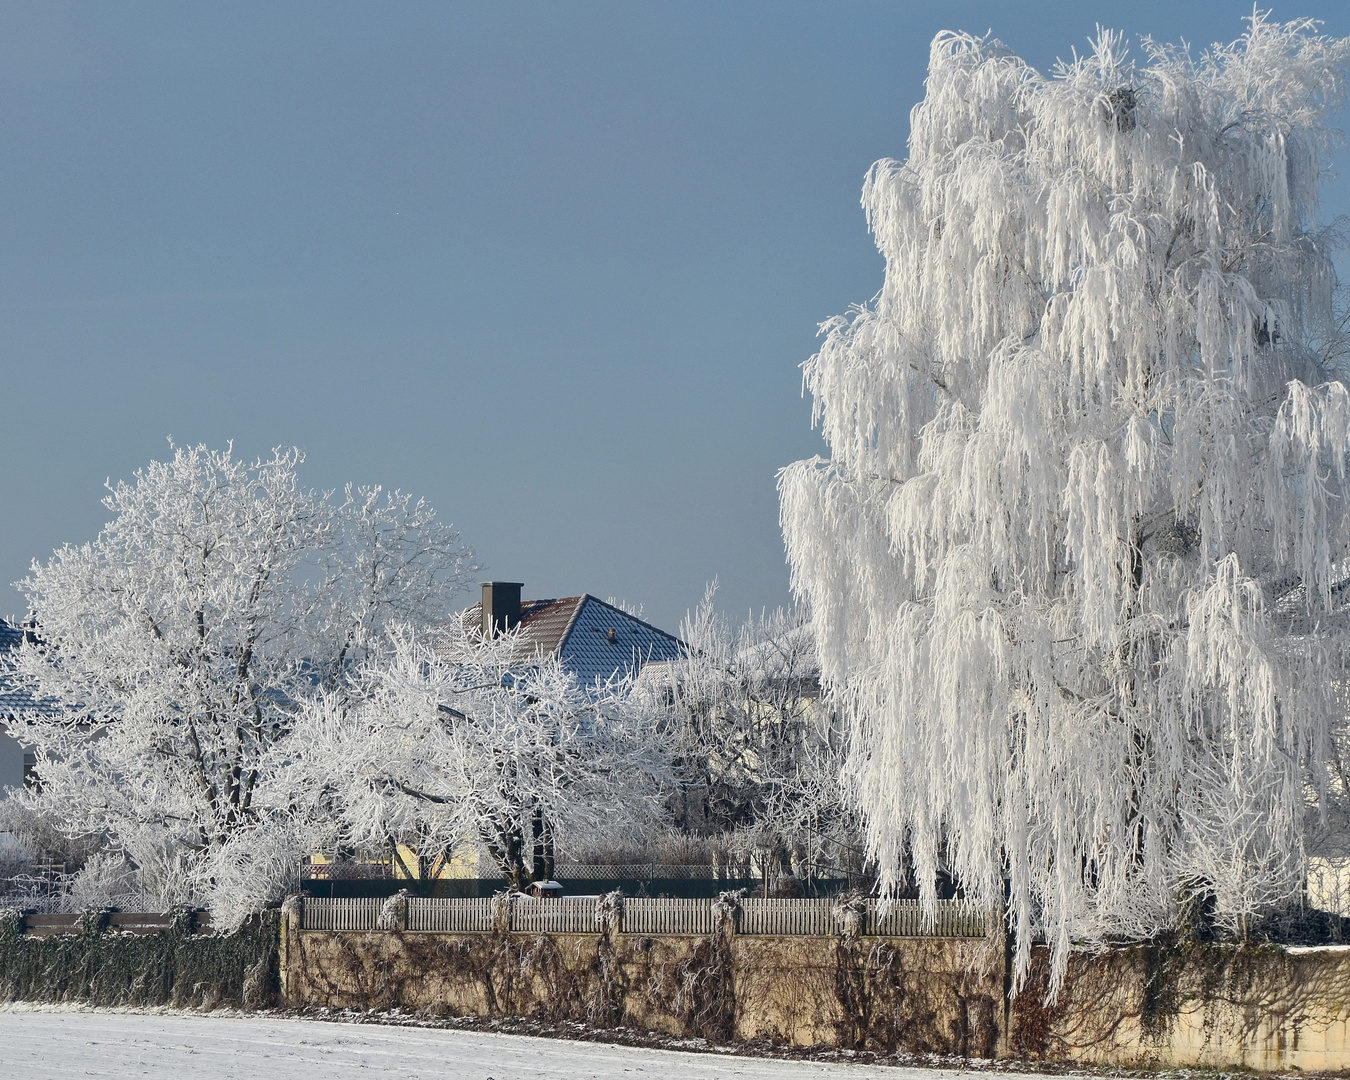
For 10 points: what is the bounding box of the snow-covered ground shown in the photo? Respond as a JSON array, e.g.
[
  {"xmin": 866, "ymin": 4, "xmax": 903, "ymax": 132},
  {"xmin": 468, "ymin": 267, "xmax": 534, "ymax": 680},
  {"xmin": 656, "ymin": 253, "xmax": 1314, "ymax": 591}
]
[{"xmin": 0, "ymin": 1007, "xmax": 1016, "ymax": 1080}]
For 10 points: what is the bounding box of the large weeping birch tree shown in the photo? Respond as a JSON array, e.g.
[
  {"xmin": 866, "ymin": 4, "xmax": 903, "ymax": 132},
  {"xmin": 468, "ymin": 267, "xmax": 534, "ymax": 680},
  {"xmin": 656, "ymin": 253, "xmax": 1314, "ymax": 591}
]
[{"xmin": 778, "ymin": 15, "xmax": 1350, "ymax": 987}]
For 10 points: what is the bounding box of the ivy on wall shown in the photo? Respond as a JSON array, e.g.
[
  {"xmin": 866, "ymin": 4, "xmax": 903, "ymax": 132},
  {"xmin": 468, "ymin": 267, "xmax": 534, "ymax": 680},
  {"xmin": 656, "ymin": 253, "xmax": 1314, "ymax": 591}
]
[{"xmin": 0, "ymin": 908, "xmax": 278, "ymax": 1010}]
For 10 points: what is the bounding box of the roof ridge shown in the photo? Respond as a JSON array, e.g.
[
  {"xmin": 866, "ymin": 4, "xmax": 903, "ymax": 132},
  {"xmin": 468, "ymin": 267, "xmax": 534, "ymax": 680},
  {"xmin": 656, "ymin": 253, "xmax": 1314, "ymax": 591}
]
[
  {"xmin": 553, "ymin": 595, "xmax": 591, "ymax": 655},
  {"xmin": 458, "ymin": 596, "xmax": 579, "ymax": 611}
]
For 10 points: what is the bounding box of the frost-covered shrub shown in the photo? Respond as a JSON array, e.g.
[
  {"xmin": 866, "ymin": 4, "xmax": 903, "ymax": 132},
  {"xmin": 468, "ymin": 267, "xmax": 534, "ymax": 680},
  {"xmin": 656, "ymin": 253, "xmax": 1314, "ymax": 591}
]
[
  {"xmin": 0, "ymin": 837, "xmax": 28, "ymax": 900},
  {"xmin": 65, "ymin": 853, "xmax": 145, "ymax": 913},
  {"xmin": 647, "ymin": 587, "xmax": 862, "ymax": 883},
  {"xmin": 0, "ymin": 790, "xmax": 101, "ymax": 873},
  {"xmin": 0, "ymin": 791, "xmax": 104, "ymax": 910}
]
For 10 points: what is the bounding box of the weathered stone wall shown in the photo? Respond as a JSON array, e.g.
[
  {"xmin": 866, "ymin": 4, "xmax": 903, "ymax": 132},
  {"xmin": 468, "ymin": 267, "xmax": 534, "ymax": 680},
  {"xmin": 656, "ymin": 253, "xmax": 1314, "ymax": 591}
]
[
  {"xmin": 279, "ymin": 911, "xmax": 1003, "ymax": 1055},
  {"xmin": 280, "ymin": 907, "xmax": 1350, "ymax": 1070},
  {"xmin": 9, "ymin": 898, "xmax": 1347, "ymax": 1069},
  {"xmin": 1012, "ymin": 942, "xmax": 1350, "ymax": 1072}
]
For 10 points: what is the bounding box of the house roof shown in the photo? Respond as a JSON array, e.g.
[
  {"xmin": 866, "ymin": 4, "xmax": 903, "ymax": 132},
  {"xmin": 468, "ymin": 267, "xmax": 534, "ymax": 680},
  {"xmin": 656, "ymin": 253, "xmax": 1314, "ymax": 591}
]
[
  {"xmin": 449, "ymin": 595, "xmax": 684, "ymax": 685},
  {"xmin": 0, "ymin": 618, "xmax": 58, "ymax": 721}
]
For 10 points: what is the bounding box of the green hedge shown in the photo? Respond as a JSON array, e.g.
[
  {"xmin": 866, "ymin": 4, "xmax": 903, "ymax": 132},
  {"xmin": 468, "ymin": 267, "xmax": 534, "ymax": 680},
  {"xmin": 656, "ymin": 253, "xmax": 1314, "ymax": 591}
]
[{"xmin": 0, "ymin": 909, "xmax": 278, "ymax": 1009}]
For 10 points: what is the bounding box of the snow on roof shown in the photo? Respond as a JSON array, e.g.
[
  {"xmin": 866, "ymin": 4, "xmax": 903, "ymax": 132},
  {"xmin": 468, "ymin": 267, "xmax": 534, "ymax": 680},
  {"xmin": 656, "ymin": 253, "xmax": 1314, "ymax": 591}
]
[
  {"xmin": 0, "ymin": 618, "xmax": 59, "ymax": 720},
  {"xmin": 558, "ymin": 596, "xmax": 683, "ymax": 686},
  {"xmin": 448, "ymin": 595, "xmax": 683, "ymax": 685},
  {"xmin": 732, "ymin": 621, "xmax": 819, "ymax": 682}
]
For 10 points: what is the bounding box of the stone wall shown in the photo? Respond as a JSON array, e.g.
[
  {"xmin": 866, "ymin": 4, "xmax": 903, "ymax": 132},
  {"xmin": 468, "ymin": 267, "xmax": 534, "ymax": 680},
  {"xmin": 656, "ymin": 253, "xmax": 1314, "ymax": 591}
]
[
  {"xmin": 6, "ymin": 900, "xmax": 1347, "ymax": 1069},
  {"xmin": 1012, "ymin": 942, "xmax": 1350, "ymax": 1071},
  {"xmin": 280, "ymin": 906, "xmax": 1350, "ymax": 1070},
  {"xmin": 279, "ymin": 910, "xmax": 1004, "ymax": 1055}
]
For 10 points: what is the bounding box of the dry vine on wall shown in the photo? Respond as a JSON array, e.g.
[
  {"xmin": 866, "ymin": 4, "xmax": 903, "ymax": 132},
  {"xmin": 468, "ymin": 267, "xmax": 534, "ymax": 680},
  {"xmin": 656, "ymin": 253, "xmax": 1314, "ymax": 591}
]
[{"xmin": 289, "ymin": 913, "xmax": 1005, "ymax": 1052}]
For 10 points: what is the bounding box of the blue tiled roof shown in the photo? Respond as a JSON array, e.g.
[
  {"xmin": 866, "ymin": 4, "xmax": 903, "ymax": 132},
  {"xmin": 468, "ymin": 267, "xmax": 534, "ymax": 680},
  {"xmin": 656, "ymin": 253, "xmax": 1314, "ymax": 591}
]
[
  {"xmin": 557, "ymin": 596, "xmax": 683, "ymax": 686},
  {"xmin": 0, "ymin": 619, "xmax": 58, "ymax": 720},
  {"xmin": 451, "ymin": 594, "xmax": 684, "ymax": 686}
]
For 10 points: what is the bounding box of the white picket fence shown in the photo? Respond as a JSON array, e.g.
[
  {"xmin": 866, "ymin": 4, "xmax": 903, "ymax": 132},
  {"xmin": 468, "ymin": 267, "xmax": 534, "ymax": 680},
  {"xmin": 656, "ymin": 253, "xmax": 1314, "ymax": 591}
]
[
  {"xmin": 408, "ymin": 896, "xmax": 493, "ymax": 933},
  {"xmin": 303, "ymin": 897, "xmax": 384, "ymax": 931},
  {"xmin": 509, "ymin": 897, "xmax": 598, "ymax": 934},
  {"xmin": 623, "ymin": 897, "xmax": 715, "ymax": 936},
  {"xmin": 300, "ymin": 895, "xmax": 991, "ymax": 938},
  {"xmin": 739, "ymin": 897, "xmax": 835, "ymax": 936},
  {"xmin": 870, "ymin": 899, "xmax": 986, "ymax": 938}
]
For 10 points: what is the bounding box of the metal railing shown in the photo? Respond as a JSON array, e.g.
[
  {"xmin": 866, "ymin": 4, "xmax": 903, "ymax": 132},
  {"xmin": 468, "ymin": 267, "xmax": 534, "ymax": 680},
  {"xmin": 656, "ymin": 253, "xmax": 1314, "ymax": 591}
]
[
  {"xmin": 551, "ymin": 864, "xmax": 723, "ymax": 881},
  {"xmin": 298, "ymin": 895, "xmax": 992, "ymax": 938},
  {"xmin": 301, "ymin": 860, "xmax": 393, "ymax": 881}
]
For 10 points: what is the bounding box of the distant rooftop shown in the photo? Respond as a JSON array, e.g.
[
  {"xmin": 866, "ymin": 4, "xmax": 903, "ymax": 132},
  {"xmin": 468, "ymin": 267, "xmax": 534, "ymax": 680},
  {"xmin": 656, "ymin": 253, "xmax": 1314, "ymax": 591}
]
[
  {"xmin": 0, "ymin": 618, "xmax": 59, "ymax": 721},
  {"xmin": 448, "ymin": 586, "xmax": 683, "ymax": 685}
]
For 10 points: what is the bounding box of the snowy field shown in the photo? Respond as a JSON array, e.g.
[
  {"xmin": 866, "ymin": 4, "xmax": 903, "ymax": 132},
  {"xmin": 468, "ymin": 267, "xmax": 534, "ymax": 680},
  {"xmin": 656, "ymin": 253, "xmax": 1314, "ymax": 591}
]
[{"xmin": 0, "ymin": 1007, "xmax": 1024, "ymax": 1080}]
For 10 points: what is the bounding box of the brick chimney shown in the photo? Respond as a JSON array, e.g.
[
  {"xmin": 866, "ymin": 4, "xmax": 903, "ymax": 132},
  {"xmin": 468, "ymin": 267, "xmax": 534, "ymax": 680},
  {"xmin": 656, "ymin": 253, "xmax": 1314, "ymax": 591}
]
[{"xmin": 480, "ymin": 581, "xmax": 523, "ymax": 639}]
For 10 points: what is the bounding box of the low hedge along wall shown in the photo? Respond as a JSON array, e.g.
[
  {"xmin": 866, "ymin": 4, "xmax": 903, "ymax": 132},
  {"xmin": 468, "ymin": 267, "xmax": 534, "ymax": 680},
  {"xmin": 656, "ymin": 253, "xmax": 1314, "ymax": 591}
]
[{"xmin": 0, "ymin": 908, "xmax": 278, "ymax": 1009}]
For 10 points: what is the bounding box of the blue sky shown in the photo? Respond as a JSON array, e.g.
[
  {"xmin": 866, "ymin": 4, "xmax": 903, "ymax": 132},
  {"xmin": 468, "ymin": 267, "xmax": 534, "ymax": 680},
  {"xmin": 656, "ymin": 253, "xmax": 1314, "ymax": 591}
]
[{"xmin": 1, "ymin": 2, "xmax": 1347, "ymax": 633}]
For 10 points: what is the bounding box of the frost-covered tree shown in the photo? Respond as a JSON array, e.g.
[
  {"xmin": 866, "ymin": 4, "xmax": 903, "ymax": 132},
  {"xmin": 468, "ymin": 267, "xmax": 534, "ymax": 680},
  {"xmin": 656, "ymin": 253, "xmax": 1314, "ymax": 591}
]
[
  {"xmin": 657, "ymin": 586, "xmax": 860, "ymax": 885},
  {"xmin": 778, "ymin": 15, "xmax": 1350, "ymax": 987},
  {"xmin": 275, "ymin": 623, "xmax": 670, "ymax": 891},
  {"xmin": 5, "ymin": 443, "xmax": 475, "ymax": 919}
]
